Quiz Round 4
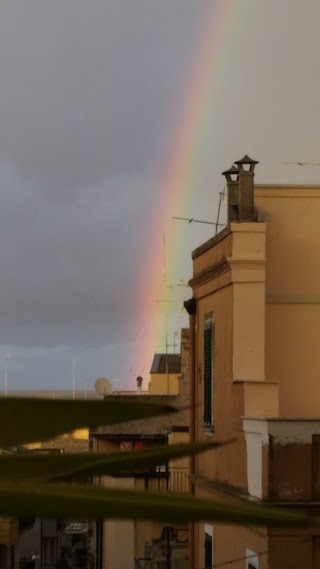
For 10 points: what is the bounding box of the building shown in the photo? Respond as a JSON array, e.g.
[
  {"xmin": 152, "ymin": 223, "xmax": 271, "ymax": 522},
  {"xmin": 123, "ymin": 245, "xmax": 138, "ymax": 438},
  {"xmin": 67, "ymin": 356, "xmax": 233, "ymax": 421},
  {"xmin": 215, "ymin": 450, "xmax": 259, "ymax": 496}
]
[
  {"xmin": 149, "ymin": 354, "xmax": 181, "ymax": 395},
  {"xmin": 185, "ymin": 156, "xmax": 320, "ymax": 569},
  {"xmin": 92, "ymin": 330, "xmax": 190, "ymax": 569},
  {"xmin": 4, "ymin": 390, "xmax": 96, "ymax": 569},
  {"xmin": 0, "ymin": 516, "xmax": 19, "ymax": 568}
]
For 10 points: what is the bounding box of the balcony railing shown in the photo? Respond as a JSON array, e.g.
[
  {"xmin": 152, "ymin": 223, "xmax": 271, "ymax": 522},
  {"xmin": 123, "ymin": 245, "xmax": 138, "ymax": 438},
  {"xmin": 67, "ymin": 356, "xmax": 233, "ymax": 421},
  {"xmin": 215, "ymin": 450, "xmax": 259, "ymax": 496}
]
[{"xmin": 144, "ymin": 468, "xmax": 189, "ymax": 494}]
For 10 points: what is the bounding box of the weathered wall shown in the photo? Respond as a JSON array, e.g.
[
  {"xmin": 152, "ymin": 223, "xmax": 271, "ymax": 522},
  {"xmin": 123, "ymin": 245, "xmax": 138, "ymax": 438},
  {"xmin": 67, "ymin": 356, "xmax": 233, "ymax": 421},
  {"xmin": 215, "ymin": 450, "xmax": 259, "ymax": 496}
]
[
  {"xmin": 268, "ymin": 535, "xmax": 313, "ymax": 569},
  {"xmin": 134, "ymin": 519, "xmax": 163, "ymax": 559}
]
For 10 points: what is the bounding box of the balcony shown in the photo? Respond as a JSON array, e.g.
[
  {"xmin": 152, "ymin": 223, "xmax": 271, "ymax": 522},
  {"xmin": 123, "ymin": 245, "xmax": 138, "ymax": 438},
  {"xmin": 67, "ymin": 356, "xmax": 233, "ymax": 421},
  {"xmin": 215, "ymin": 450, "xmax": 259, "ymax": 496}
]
[
  {"xmin": 143, "ymin": 468, "xmax": 189, "ymax": 494},
  {"xmin": 243, "ymin": 418, "xmax": 320, "ymax": 503}
]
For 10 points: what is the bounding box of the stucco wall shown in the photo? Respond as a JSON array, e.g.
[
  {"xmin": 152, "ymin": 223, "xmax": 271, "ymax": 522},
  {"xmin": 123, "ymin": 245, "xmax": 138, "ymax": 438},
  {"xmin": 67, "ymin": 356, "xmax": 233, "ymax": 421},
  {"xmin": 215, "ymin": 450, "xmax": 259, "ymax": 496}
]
[
  {"xmin": 268, "ymin": 535, "xmax": 313, "ymax": 569},
  {"xmin": 149, "ymin": 372, "xmax": 180, "ymax": 395},
  {"xmin": 194, "ymin": 485, "xmax": 268, "ymax": 569},
  {"xmin": 256, "ymin": 185, "xmax": 320, "ymax": 417},
  {"xmin": 192, "ymin": 235, "xmax": 248, "ymax": 491},
  {"xmin": 101, "ymin": 476, "xmax": 135, "ymax": 569}
]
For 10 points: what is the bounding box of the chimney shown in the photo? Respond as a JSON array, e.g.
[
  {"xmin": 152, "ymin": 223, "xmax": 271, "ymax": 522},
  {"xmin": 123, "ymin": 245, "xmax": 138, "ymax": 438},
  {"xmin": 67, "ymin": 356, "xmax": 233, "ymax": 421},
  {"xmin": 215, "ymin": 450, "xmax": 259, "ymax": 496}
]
[
  {"xmin": 136, "ymin": 376, "xmax": 143, "ymax": 394},
  {"xmin": 222, "ymin": 164, "xmax": 240, "ymax": 224},
  {"xmin": 222, "ymin": 155, "xmax": 259, "ymax": 223}
]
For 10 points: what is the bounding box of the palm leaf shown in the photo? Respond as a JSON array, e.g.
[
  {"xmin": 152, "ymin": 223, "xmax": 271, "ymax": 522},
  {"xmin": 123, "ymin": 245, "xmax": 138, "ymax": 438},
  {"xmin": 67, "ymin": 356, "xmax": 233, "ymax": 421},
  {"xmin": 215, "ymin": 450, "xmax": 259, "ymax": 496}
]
[
  {"xmin": 0, "ymin": 397, "xmax": 176, "ymax": 446},
  {"xmin": 0, "ymin": 482, "xmax": 306, "ymax": 527},
  {"xmin": 0, "ymin": 442, "xmax": 227, "ymax": 481}
]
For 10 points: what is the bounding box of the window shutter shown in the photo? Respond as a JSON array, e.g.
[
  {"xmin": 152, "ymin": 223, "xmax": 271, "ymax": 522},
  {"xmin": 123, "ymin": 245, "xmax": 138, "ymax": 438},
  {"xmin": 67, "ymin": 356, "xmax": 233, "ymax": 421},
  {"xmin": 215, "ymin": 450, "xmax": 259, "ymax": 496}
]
[{"xmin": 204, "ymin": 320, "xmax": 213, "ymax": 427}]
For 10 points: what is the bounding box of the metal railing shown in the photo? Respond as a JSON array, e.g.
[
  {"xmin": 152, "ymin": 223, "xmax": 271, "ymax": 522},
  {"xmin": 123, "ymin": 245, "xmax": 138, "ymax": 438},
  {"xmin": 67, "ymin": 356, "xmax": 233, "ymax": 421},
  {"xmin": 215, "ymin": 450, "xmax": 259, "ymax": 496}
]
[{"xmin": 144, "ymin": 468, "xmax": 189, "ymax": 493}]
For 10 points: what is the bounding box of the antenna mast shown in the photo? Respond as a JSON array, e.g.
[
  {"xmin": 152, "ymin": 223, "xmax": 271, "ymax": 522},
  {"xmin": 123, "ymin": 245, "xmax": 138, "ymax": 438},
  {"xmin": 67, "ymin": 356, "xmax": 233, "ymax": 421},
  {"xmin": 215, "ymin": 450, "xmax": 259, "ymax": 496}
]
[
  {"xmin": 162, "ymin": 234, "xmax": 169, "ymax": 392},
  {"xmin": 282, "ymin": 161, "xmax": 320, "ymax": 166},
  {"xmin": 3, "ymin": 354, "xmax": 9, "ymax": 397},
  {"xmin": 215, "ymin": 188, "xmax": 225, "ymax": 235},
  {"xmin": 72, "ymin": 360, "xmax": 76, "ymax": 400}
]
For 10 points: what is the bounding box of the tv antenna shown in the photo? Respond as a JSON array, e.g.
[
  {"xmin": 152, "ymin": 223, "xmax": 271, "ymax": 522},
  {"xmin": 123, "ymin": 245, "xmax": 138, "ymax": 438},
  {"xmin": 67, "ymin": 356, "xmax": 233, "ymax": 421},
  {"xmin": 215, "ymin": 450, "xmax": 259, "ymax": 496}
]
[
  {"xmin": 157, "ymin": 329, "xmax": 180, "ymax": 354},
  {"xmin": 3, "ymin": 353, "xmax": 10, "ymax": 397},
  {"xmin": 173, "ymin": 216, "xmax": 216, "ymax": 225},
  {"xmin": 282, "ymin": 161, "xmax": 320, "ymax": 167},
  {"xmin": 94, "ymin": 377, "xmax": 112, "ymax": 397},
  {"xmin": 173, "ymin": 186, "xmax": 226, "ymax": 235},
  {"xmin": 156, "ymin": 234, "xmax": 191, "ymax": 389},
  {"xmin": 72, "ymin": 360, "xmax": 76, "ymax": 400}
]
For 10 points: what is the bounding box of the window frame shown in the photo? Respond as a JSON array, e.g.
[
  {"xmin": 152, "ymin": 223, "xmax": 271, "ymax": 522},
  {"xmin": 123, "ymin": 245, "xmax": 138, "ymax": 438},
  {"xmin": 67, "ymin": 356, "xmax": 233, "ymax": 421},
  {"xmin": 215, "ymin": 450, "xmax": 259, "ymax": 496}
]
[
  {"xmin": 246, "ymin": 548, "xmax": 259, "ymax": 569},
  {"xmin": 204, "ymin": 524, "xmax": 214, "ymax": 569}
]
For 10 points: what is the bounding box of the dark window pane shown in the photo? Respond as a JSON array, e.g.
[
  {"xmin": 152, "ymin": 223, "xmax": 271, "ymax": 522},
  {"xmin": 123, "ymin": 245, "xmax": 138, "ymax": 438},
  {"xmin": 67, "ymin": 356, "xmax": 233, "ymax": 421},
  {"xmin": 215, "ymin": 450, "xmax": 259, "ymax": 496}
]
[
  {"xmin": 204, "ymin": 321, "xmax": 214, "ymax": 427},
  {"xmin": 205, "ymin": 533, "xmax": 212, "ymax": 569}
]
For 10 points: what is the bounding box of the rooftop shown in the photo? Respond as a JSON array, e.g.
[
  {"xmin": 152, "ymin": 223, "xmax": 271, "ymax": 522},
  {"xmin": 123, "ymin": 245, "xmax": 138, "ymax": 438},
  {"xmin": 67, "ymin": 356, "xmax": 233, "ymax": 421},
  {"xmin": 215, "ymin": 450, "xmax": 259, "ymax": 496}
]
[
  {"xmin": 150, "ymin": 354, "xmax": 181, "ymax": 374},
  {"xmin": 6, "ymin": 390, "xmax": 100, "ymax": 400}
]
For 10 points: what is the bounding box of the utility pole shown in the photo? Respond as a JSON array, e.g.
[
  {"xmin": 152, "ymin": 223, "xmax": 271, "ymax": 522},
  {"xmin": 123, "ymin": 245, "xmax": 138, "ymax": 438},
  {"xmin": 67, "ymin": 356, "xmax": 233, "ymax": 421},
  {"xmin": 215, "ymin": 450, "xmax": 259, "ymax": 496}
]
[
  {"xmin": 3, "ymin": 354, "xmax": 10, "ymax": 397},
  {"xmin": 162, "ymin": 234, "xmax": 170, "ymax": 393},
  {"xmin": 72, "ymin": 360, "xmax": 76, "ymax": 400}
]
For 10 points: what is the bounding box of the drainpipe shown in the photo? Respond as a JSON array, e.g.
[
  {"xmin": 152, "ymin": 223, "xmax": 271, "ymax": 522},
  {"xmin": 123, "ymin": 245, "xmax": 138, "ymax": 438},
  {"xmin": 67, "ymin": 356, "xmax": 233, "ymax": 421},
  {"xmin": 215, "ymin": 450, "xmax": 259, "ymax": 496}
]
[{"xmin": 183, "ymin": 297, "xmax": 196, "ymax": 569}]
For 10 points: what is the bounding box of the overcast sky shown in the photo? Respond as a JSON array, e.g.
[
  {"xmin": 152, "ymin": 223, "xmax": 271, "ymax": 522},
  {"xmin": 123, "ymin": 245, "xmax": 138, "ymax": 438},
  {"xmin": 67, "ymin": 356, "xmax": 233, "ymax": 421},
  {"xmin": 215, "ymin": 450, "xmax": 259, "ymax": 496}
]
[{"xmin": 1, "ymin": 0, "xmax": 320, "ymax": 391}]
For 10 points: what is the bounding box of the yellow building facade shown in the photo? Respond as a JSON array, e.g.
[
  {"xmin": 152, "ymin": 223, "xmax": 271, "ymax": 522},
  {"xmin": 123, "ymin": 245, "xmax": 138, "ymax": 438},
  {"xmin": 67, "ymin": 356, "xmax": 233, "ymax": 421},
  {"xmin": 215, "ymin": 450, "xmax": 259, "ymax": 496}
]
[
  {"xmin": 186, "ymin": 156, "xmax": 320, "ymax": 569},
  {"xmin": 149, "ymin": 353, "xmax": 181, "ymax": 395}
]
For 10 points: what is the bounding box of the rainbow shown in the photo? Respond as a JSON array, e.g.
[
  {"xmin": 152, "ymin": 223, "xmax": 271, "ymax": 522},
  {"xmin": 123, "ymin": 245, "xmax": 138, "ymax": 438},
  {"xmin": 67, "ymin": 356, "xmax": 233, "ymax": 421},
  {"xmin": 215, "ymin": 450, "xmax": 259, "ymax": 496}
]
[{"xmin": 129, "ymin": 1, "xmax": 238, "ymax": 385}]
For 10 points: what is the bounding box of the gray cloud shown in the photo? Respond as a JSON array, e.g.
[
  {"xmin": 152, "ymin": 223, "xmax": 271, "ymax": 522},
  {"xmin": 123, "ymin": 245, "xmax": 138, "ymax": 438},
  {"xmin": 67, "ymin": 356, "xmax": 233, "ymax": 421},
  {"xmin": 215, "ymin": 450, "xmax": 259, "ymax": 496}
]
[
  {"xmin": 0, "ymin": 1, "xmax": 203, "ymax": 356},
  {"xmin": 0, "ymin": 1, "xmax": 319, "ymax": 388}
]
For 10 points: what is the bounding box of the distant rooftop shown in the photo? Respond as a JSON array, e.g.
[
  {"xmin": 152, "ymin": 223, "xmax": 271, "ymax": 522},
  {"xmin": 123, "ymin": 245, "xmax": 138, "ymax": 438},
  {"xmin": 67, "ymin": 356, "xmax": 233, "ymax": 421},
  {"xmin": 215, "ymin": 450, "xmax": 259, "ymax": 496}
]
[
  {"xmin": 6, "ymin": 390, "xmax": 100, "ymax": 400},
  {"xmin": 150, "ymin": 354, "xmax": 181, "ymax": 374},
  {"xmin": 6, "ymin": 389, "xmax": 151, "ymax": 399}
]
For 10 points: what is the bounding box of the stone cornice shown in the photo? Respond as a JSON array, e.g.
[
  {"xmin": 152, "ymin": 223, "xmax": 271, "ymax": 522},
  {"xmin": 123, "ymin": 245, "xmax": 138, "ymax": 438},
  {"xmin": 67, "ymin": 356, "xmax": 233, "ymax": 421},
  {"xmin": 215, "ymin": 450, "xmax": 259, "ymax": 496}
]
[
  {"xmin": 227, "ymin": 256, "xmax": 266, "ymax": 283},
  {"xmin": 266, "ymin": 293, "xmax": 320, "ymax": 305},
  {"xmin": 189, "ymin": 255, "xmax": 266, "ymax": 290},
  {"xmin": 227, "ymin": 256, "xmax": 266, "ymax": 267},
  {"xmin": 188, "ymin": 258, "xmax": 229, "ymax": 289}
]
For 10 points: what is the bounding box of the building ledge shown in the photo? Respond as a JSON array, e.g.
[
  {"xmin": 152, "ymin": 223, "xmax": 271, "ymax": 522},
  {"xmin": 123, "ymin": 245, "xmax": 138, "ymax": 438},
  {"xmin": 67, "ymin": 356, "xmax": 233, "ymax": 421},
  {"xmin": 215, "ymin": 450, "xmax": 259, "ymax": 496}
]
[
  {"xmin": 191, "ymin": 475, "xmax": 255, "ymax": 504},
  {"xmin": 243, "ymin": 417, "xmax": 320, "ymax": 422},
  {"xmin": 192, "ymin": 226, "xmax": 231, "ymax": 259},
  {"xmin": 188, "ymin": 257, "xmax": 229, "ymax": 288},
  {"xmin": 233, "ymin": 380, "xmax": 279, "ymax": 385},
  {"xmin": 192, "ymin": 476, "xmax": 320, "ymax": 513}
]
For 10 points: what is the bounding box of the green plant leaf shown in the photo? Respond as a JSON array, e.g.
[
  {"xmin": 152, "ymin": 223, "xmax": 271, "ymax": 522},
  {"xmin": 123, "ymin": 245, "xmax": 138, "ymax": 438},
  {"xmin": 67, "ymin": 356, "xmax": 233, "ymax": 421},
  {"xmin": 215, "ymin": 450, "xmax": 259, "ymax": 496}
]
[
  {"xmin": 0, "ymin": 482, "xmax": 306, "ymax": 527},
  {"xmin": 0, "ymin": 442, "xmax": 227, "ymax": 481},
  {"xmin": 0, "ymin": 397, "xmax": 176, "ymax": 446}
]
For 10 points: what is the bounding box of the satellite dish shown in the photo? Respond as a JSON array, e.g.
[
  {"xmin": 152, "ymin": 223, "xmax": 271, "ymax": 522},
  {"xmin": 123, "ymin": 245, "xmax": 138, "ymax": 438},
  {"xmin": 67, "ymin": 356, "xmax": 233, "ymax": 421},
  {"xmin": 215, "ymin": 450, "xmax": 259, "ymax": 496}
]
[{"xmin": 94, "ymin": 377, "xmax": 112, "ymax": 397}]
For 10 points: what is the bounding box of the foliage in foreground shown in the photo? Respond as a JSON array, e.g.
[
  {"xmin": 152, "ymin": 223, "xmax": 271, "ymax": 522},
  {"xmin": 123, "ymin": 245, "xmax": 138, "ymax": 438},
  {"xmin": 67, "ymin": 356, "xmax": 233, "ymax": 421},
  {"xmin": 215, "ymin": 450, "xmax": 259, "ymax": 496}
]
[{"xmin": 0, "ymin": 397, "xmax": 306, "ymax": 527}]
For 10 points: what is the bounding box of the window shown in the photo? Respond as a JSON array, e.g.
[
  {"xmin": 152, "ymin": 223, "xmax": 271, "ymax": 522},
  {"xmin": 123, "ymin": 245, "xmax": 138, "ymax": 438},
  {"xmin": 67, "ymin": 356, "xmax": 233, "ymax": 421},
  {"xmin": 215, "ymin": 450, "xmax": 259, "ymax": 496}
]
[
  {"xmin": 204, "ymin": 525, "xmax": 214, "ymax": 569},
  {"xmin": 246, "ymin": 549, "xmax": 259, "ymax": 569},
  {"xmin": 204, "ymin": 319, "xmax": 214, "ymax": 428}
]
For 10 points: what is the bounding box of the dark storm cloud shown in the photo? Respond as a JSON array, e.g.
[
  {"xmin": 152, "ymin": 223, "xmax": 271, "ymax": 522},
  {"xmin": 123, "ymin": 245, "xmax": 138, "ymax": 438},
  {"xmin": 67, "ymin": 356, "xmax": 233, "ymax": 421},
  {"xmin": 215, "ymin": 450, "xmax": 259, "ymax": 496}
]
[
  {"xmin": 0, "ymin": 1, "xmax": 203, "ymax": 190},
  {"xmin": 1, "ymin": 1, "xmax": 320, "ymax": 389},
  {"xmin": 0, "ymin": 1, "xmax": 204, "ymax": 351}
]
